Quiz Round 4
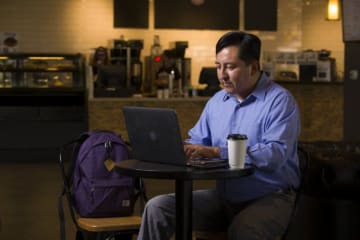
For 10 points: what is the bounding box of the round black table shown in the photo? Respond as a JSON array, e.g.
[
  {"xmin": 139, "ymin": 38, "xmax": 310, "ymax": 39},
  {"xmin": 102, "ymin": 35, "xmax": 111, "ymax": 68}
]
[{"xmin": 115, "ymin": 159, "xmax": 254, "ymax": 240}]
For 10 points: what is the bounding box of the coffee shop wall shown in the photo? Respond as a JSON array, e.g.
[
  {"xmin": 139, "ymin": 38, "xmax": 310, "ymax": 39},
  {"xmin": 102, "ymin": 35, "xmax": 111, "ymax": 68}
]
[{"xmin": 0, "ymin": 0, "xmax": 343, "ymax": 87}]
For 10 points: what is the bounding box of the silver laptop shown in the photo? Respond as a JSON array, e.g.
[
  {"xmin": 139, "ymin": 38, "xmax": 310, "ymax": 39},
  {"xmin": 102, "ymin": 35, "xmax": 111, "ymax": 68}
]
[{"xmin": 123, "ymin": 106, "xmax": 228, "ymax": 169}]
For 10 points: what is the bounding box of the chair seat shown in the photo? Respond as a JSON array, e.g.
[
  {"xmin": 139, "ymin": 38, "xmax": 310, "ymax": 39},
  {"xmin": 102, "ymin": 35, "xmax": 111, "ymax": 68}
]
[{"xmin": 77, "ymin": 215, "xmax": 142, "ymax": 232}]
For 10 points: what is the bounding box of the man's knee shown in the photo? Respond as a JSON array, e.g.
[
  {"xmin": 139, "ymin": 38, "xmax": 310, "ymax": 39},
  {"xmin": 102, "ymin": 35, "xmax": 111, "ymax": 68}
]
[
  {"xmin": 228, "ymin": 217, "xmax": 284, "ymax": 240},
  {"xmin": 228, "ymin": 221, "xmax": 261, "ymax": 240},
  {"xmin": 227, "ymin": 191, "xmax": 294, "ymax": 240},
  {"xmin": 144, "ymin": 194, "xmax": 175, "ymax": 216}
]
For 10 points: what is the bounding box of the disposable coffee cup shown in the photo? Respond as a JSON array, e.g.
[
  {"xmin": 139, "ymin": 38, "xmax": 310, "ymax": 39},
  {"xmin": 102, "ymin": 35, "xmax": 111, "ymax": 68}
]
[
  {"xmin": 163, "ymin": 89, "xmax": 169, "ymax": 99},
  {"xmin": 227, "ymin": 134, "xmax": 248, "ymax": 169},
  {"xmin": 156, "ymin": 89, "xmax": 164, "ymax": 99}
]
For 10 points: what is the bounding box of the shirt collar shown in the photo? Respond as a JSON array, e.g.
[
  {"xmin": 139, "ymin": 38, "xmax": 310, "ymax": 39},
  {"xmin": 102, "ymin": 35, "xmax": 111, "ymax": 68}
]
[
  {"xmin": 250, "ymin": 71, "xmax": 271, "ymax": 102},
  {"xmin": 222, "ymin": 71, "xmax": 271, "ymax": 102}
]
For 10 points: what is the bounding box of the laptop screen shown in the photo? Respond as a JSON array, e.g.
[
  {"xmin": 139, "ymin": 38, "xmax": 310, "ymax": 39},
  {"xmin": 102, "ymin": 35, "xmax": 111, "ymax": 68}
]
[{"xmin": 123, "ymin": 106, "xmax": 187, "ymax": 165}]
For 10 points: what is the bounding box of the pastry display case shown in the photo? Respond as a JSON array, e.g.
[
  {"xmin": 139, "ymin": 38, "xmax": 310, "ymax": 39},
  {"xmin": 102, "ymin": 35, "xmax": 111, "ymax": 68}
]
[
  {"xmin": 0, "ymin": 53, "xmax": 88, "ymax": 162},
  {"xmin": 0, "ymin": 53, "xmax": 85, "ymax": 90}
]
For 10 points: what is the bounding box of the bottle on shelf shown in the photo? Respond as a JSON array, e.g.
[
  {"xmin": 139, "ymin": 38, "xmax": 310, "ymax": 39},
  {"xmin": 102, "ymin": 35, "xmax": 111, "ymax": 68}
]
[
  {"xmin": 151, "ymin": 35, "xmax": 162, "ymax": 57},
  {"xmin": 168, "ymin": 69, "xmax": 175, "ymax": 97}
]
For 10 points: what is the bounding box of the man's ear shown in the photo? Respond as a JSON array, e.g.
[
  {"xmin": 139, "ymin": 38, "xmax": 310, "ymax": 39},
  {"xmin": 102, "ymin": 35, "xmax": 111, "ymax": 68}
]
[{"xmin": 250, "ymin": 60, "xmax": 260, "ymax": 75}]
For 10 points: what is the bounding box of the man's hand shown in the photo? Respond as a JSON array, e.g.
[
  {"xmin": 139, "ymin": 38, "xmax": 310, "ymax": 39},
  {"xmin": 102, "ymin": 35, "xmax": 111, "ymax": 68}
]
[{"xmin": 184, "ymin": 143, "xmax": 220, "ymax": 160}]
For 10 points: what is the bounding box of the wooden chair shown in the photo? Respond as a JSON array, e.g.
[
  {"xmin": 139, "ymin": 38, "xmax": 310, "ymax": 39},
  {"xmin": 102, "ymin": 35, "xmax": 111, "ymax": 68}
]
[
  {"xmin": 75, "ymin": 216, "xmax": 142, "ymax": 240},
  {"xmin": 193, "ymin": 146, "xmax": 310, "ymax": 240},
  {"xmin": 58, "ymin": 140, "xmax": 147, "ymax": 240},
  {"xmin": 281, "ymin": 144, "xmax": 310, "ymax": 239}
]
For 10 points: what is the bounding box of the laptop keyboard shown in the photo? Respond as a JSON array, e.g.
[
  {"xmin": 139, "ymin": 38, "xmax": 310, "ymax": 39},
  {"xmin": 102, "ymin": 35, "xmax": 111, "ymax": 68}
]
[{"xmin": 187, "ymin": 158, "xmax": 229, "ymax": 169}]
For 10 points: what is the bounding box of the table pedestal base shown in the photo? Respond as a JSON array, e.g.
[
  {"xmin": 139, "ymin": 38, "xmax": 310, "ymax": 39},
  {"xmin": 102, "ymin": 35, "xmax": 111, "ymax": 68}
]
[{"xmin": 176, "ymin": 180, "xmax": 193, "ymax": 240}]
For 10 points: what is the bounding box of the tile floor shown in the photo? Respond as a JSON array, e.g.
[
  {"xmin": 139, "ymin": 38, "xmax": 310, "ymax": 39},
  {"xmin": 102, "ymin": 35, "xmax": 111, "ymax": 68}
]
[{"xmin": 0, "ymin": 161, "xmax": 215, "ymax": 240}]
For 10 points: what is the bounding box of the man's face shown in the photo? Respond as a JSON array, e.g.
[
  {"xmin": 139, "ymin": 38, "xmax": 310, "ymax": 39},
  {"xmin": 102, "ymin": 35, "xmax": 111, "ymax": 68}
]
[{"xmin": 215, "ymin": 46, "xmax": 258, "ymax": 100}]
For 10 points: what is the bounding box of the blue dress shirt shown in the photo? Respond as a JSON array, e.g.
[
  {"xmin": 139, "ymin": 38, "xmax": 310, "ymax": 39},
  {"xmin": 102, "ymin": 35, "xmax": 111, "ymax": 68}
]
[{"xmin": 186, "ymin": 72, "xmax": 301, "ymax": 202}]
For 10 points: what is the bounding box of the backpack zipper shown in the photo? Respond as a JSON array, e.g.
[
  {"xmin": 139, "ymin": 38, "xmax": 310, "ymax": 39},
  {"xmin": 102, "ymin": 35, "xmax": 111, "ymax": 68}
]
[{"xmin": 104, "ymin": 140, "xmax": 112, "ymax": 159}]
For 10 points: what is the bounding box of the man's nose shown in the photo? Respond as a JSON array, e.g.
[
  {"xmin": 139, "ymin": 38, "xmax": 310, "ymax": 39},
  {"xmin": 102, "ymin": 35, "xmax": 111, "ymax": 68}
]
[{"xmin": 217, "ymin": 68, "xmax": 227, "ymax": 80}]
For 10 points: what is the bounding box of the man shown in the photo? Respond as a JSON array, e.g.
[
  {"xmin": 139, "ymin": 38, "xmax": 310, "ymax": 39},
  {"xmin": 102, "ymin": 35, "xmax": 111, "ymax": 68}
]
[{"xmin": 137, "ymin": 31, "xmax": 301, "ymax": 240}]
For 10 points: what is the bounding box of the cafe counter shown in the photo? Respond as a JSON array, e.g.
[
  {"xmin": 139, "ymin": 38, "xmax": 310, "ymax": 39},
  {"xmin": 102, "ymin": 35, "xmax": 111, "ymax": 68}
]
[
  {"xmin": 88, "ymin": 83, "xmax": 343, "ymax": 142},
  {"xmin": 88, "ymin": 97, "xmax": 208, "ymax": 141}
]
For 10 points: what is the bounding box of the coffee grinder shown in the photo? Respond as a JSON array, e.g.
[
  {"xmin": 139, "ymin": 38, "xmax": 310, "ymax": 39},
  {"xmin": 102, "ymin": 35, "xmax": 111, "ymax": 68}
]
[
  {"xmin": 93, "ymin": 39, "xmax": 144, "ymax": 97},
  {"xmin": 144, "ymin": 41, "xmax": 191, "ymax": 96},
  {"xmin": 111, "ymin": 39, "xmax": 144, "ymax": 92}
]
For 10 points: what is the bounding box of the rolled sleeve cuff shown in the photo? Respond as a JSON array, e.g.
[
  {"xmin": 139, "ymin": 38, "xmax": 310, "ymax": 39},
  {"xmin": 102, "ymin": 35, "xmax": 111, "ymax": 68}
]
[{"xmin": 219, "ymin": 147, "xmax": 228, "ymax": 159}]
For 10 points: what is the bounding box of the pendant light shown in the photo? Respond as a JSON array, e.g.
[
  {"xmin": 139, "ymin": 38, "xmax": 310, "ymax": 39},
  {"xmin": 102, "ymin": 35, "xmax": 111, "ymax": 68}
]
[
  {"xmin": 327, "ymin": 0, "xmax": 340, "ymax": 21},
  {"xmin": 191, "ymin": 0, "xmax": 205, "ymax": 6}
]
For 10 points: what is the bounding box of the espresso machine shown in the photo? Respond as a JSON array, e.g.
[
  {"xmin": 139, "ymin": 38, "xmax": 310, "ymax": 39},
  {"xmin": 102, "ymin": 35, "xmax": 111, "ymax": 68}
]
[
  {"xmin": 93, "ymin": 39, "xmax": 143, "ymax": 97},
  {"xmin": 315, "ymin": 49, "xmax": 336, "ymax": 82},
  {"xmin": 298, "ymin": 49, "xmax": 337, "ymax": 83},
  {"xmin": 144, "ymin": 41, "xmax": 191, "ymax": 96},
  {"xmin": 298, "ymin": 50, "xmax": 318, "ymax": 83}
]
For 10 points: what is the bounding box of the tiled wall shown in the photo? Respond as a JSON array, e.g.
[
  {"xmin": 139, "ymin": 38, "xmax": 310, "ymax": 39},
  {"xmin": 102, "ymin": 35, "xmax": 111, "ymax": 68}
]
[
  {"xmin": 301, "ymin": 0, "xmax": 344, "ymax": 80},
  {"xmin": 0, "ymin": 0, "xmax": 343, "ymax": 86}
]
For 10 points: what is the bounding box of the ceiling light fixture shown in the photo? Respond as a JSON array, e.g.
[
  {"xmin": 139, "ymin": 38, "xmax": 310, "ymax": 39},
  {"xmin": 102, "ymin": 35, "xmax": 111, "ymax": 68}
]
[
  {"xmin": 327, "ymin": 0, "xmax": 340, "ymax": 21},
  {"xmin": 191, "ymin": 0, "xmax": 205, "ymax": 6}
]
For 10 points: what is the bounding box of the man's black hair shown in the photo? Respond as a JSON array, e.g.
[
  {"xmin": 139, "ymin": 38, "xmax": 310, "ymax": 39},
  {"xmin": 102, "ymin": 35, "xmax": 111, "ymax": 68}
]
[{"xmin": 215, "ymin": 31, "xmax": 261, "ymax": 65}]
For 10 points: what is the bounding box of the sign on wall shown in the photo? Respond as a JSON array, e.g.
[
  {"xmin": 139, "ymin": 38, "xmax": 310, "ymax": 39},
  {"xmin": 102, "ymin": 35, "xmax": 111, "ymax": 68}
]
[
  {"xmin": 0, "ymin": 32, "xmax": 18, "ymax": 53},
  {"xmin": 244, "ymin": 0, "xmax": 277, "ymax": 31},
  {"xmin": 154, "ymin": 0, "xmax": 239, "ymax": 30},
  {"xmin": 114, "ymin": 0, "xmax": 149, "ymax": 28},
  {"xmin": 113, "ymin": 0, "xmax": 278, "ymax": 31}
]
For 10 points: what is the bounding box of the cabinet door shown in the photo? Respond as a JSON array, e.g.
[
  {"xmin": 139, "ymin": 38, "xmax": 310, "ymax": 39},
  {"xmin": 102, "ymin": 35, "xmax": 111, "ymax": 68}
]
[{"xmin": 0, "ymin": 120, "xmax": 87, "ymax": 149}]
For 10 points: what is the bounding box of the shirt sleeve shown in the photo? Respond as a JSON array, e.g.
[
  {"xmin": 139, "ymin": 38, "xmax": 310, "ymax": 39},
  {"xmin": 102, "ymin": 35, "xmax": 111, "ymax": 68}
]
[
  {"xmin": 247, "ymin": 92, "xmax": 300, "ymax": 171},
  {"xmin": 185, "ymin": 95, "xmax": 231, "ymax": 160},
  {"xmin": 185, "ymin": 101, "xmax": 213, "ymax": 146}
]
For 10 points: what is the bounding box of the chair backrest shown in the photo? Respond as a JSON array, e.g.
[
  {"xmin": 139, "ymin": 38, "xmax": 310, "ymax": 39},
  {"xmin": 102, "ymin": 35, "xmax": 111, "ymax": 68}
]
[
  {"xmin": 58, "ymin": 137, "xmax": 147, "ymax": 240},
  {"xmin": 58, "ymin": 138, "xmax": 84, "ymax": 232},
  {"xmin": 281, "ymin": 145, "xmax": 310, "ymax": 240},
  {"xmin": 297, "ymin": 145, "xmax": 310, "ymax": 192}
]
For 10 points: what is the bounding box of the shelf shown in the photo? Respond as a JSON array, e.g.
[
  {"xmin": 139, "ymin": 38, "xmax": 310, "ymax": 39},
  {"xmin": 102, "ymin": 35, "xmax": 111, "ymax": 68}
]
[
  {"xmin": 0, "ymin": 52, "xmax": 85, "ymax": 90},
  {"xmin": 0, "ymin": 87, "xmax": 85, "ymax": 96},
  {"xmin": 0, "ymin": 53, "xmax": 88, "ymax": 161},
  {"xmin": 0, "ymin": 67, "xmax": 77, "ymax": 72}
]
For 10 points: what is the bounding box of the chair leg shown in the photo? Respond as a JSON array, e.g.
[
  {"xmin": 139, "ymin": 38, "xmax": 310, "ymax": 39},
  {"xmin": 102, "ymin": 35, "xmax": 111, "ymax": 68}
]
[
  {"xmin": 113, "ymin": 233, "xmax": 133, "ymax": 240},
  {"xmin": 103, "ymin": 232, "xmax": 134, "ymax": 240},
  {"xmin": 79, "ymin": 230, "xmax": 135, "ymax": 240},
  {"xmin": 116, "ymin": 234, "xmax": 133, "ymax": 240},
  {"xmin": 79, "ymin": 230, "xmax": 99, "ymax": 240},
  {"xmin": 76, "ymin": 230, "xmax": 85, "ymax": 240}
]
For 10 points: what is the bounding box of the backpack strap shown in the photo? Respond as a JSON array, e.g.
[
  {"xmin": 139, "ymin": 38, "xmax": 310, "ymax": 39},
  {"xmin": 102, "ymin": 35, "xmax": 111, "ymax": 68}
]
[
  {"xmin": 134, "ymin": 177, "xmax": 148, "ymax": 214},
  {"xmin": 66, "ymin": 133, "xmax": 89, "ymax": 186}
]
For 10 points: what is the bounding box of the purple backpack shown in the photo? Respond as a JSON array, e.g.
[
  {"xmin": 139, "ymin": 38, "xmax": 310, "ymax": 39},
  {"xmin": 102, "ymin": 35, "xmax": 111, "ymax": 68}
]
[{"xmin": 72, "ymin": 130, "xmax": 135, "ymax": 217}]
